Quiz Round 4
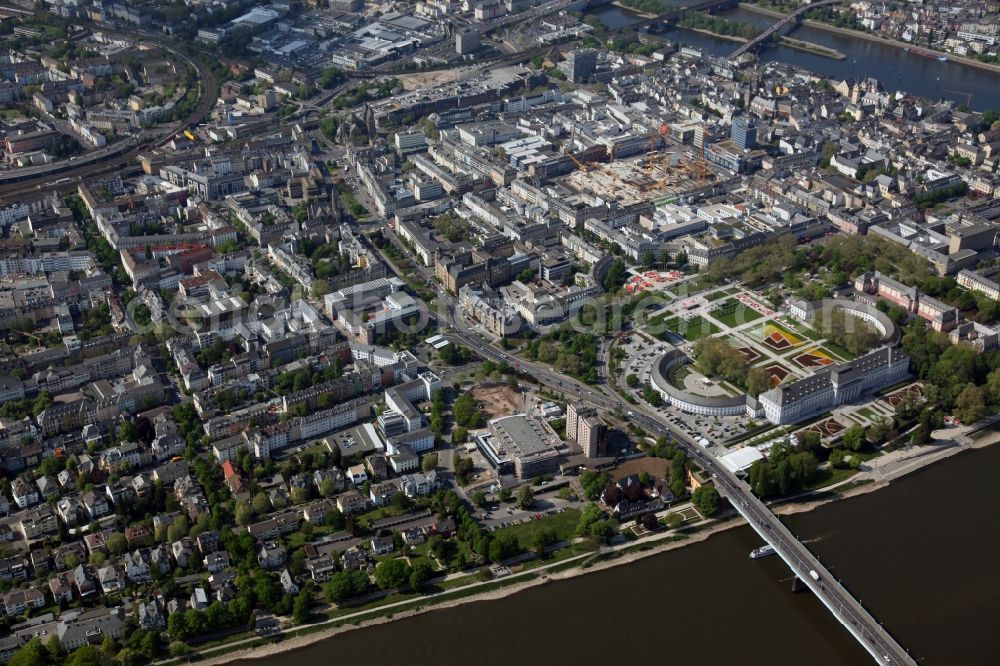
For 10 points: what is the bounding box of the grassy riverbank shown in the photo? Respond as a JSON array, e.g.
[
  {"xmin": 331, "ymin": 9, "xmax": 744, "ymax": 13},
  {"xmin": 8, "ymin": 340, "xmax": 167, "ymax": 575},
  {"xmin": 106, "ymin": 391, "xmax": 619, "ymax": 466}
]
[
  {"xmin": 168, "ymin": 475, "xmax": 902, "ymax": 666},
  {"xmin": 155, "ymin": 428, "xmax": 1000, "ymax": 666}
]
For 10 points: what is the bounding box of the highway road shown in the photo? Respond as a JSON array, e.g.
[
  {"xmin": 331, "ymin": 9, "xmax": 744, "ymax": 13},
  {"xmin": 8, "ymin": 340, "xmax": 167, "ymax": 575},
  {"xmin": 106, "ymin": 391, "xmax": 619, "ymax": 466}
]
[
  {"xmin": 366, "ymin": 219, "xmax": 915, "ymax": 665},
  {"xmin": 446, "ymin": 317, "xmax": 916, "ymax": 665}
]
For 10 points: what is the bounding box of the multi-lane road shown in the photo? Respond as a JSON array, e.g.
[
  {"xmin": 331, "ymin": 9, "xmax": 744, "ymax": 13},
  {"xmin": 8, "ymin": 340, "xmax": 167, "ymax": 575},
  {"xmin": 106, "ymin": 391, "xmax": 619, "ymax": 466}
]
[
  {"xmin": 368, "ymin": 220, "xmax": 915, "ymax": 664},
  {"xmin": 443, "ymin": 316, "xmax": 915, "ymax": 664}
]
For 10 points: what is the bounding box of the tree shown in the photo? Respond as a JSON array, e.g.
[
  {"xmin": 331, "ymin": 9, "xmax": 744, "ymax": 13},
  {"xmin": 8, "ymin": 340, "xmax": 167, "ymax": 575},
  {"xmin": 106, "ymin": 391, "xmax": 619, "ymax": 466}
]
[
  {"xmin": 867, "ymin": 417, "xmax": 892, "ymax": 445},
  {"xmin": 66, "ymin": 645, "xmax": 104, "ymax": 666},
  {"xmin": 471, "ymin": 491, "xmax": 487, "ymax": 507},
  {"xmin": 118, "ymin": 419, "xmax": 138, "ymax": 442},
  {"xmin": 691, "ymin": 486, "xmax": 721, "ymax": 517},
  {"xmin": 168, "ymin": 612, "xmax": 188, "ymax": 640},
  {"xmin": 106, "ymin": 531, "xmax": 127, "ymax": 554},
  {"xmin": 452, "ymin": 393, "xmax": 482, "ymax": 428},
  {"xmin": 324, "ymin": 571, "xmax": 362, "ymax": 603},
  {"xmin": 841, "ymin": 424, "xmax": 866, "ymax": 452},
  {"xmin": 166, "ymin": 520, "xmax": 188, "ymax": 543},
  {"xmin": 409, "ymin": 560, "xmax": 435, "ymax": 591},
  {"xmin": 45, "ymin": 637, "xmax": 65, "ymax": 664},
  {"xmin": 319, "ymin": 477, "xmax": 339, "ymax": 498},
  {"xmin": 235, "ymin": 502, "xmax": 253, "ymax": 526},
  {"xmin": 955, "ymin": 384, "xmax": 987, "ymax": 425},
  {"xmin": 292, "ymin": 588, "xmax": 312, "ymax": 624},
  {"xmin": 8, "ymin": 639, "xmax": 46, "ymax": 666},
  {"xmin": 488, "ymin": 534, "xmax": 520, "ymax": 562},
  {"xmin": 374, "ymin": 559, "xmax": 411, "ymax": 590},
  {"xmin": 497, "ymin": 487, "xmax": 512, "ymax": 502},
  {"xmin": 530, "ymin": 528, "xmax": 557, "ymax": 555},
  {"xmin": 589, "ymin": 518, "xmax": 617, "ymax": 544},
  {"xmin": 168, "ymin": 641, "xmax": 189, "ymax": 658},
  {"xmin": 252, "ymin": 492, "xmax": 271, "ymax": 515},
  {"xmin": 516, "ymin": 485, "xmax": 534, "ymax": 509},
  {"xmin": 421, "ymin": 452, "xmax": 438, "ymax": 472}
]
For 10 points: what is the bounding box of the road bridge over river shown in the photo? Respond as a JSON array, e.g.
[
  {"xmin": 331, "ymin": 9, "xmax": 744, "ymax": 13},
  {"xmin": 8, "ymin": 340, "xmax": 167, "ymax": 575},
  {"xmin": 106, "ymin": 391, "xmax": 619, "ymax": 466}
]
[{"xmin": 728, "ymin": 0, "xmax": 844, "ymax": 59}]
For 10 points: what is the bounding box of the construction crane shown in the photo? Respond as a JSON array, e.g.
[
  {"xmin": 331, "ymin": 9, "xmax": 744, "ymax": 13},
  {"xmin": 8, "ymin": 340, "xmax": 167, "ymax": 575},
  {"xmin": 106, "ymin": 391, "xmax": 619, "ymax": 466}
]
[
  {"xmin": 568, "ymin": 152, "xmax": 589, "ymax": 173},
  {"xmin": 640, "ymin": 124, "xmax": 676, "ymax": 191}
]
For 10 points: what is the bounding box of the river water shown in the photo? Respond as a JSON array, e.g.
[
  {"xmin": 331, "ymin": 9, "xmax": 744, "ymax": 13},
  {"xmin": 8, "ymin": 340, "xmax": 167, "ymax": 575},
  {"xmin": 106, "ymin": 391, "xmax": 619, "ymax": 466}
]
[
  {"xmin": 251, "ymin": 443, "xmax": 1000, "ymax": 666},
  {"xmin": 587, "ymin": 4, "xmax": 1000, "ymax": 109},
  {"xmin": 247, "ymin": 14, "xmax": 1000, "ymax": 665}
]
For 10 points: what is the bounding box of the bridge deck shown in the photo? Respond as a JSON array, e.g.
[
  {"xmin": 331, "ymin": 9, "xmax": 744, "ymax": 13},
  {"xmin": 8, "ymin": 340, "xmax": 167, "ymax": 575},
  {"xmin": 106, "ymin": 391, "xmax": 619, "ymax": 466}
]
[
  {"xmin": 728, "ymin": 0, "xmax": 844, "ymax": 59},
  {"xmin": 719, "ymin": 483, "xmax": 917, "ymax": 665}
]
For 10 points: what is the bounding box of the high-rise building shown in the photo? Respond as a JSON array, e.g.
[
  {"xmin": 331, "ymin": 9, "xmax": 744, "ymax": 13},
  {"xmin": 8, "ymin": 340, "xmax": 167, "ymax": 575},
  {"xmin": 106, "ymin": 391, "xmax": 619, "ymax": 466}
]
[
  {"xmin": 456, "ymin": 27, "xmax": 480, "ymax": 54},
  {"xmin": 559, "ymin": 49, "xmax": 597, "ymax": 83},
  {"xmin": 731, "ymin": 116, "xmax": 758, "ymax": 150},
  {"xmin": 566, "ymin": 403, "xmax": 606, "ymax": 458},
  {"xmin": 578, "ymin": 413, "xmax": 606, "ymax": 458}
]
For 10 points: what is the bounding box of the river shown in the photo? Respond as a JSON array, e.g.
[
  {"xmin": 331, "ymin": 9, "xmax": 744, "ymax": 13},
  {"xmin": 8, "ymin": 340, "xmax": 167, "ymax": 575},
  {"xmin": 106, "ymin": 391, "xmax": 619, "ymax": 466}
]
[
  {"xmin": 586, "ymin": 5, "xmax": 1000, "ymax": 109},
  {"xmin": 250, "ymin": 443, "xmax": 1000, "ymax": 666}
]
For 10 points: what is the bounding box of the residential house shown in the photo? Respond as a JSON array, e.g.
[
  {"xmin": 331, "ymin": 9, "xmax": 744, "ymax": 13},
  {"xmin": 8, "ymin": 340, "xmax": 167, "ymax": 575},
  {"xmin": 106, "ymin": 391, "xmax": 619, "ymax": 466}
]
[
  {"xmin": 53, "ymin": 542, "xmax": 86, "ymax": 570},
  {"xmin": 171, "ymin": 538, "xmax": 197, "ymax": 569},
  {"xmin": 196, "ymin": 531, "xmax": 222, "ymax": 555},
  {"xmin": 428, "ymin": 516, "xmax": 456, "ymax": 538},
  {"xmin": 122, "ymin": 550, "xmax": 151, "ymax": 584},
  {"xmin": 19, "ymin": 505, "xmax": 58, "ymax": 540},
  {"xmin": 335, "ymin": 490, "xmax": 369, "ymax": 515},
  {"xmin": 399, "ymin": 471, "xmax": 436, "ymax": 498},
  {"xmin": 371, "ymin": 535, "xmax": 394, "ymax": 555},
  {"xmin": 124, "ymin": 525, "xmax": 153, "ymax": 548},
  {"xmin": 35, "ymin": 475, "xmax": 59, "ymax": 500},
  {"xmin": 257, "ymin": 542, "xmax": 286, "ymax": 570},
  {"xmin": 312, "ymin": 468, "xmax": 345, "ymax": 495},
  {"xmin": 3, "ymin": 588, "xmax": 45, "ymax": 616},
  {"xmin": 190, "ymin": 587, "xmax": 209, "ymax": 610},
  {"xmin": 11, "ymin": 478, "xmax": 39, "ymax": 509},
  {"xmin": 82, "ymin": 489, "xmax": 110, "ymax": 520},
  {"xmin": 305, "ymin": 554, "xmax": 336, "ymax": 583},
  {"xmin": 48, "ymin": 572, "xmax": 75, "ymax": 604},
  {"xmin": 56, "ymin": 497, "xmax": 82, "ymax": 526},
  {"xmin": 401, "ymin": 527, "xmax": 425, "ymax": 545},
  {"xmin": 369, "ymin": 481, "xmax": 397, "ymax": 507},
  {"xmin": 57, "ymin": 608, "xmax": 124, "ymax": 650},
  {"xmin": 97, "ymin": 565, "xmax": 126, "ymax": 594},
  {"xmin": 204, "ymin": 551, "xmax": 230, "ymax": 573},
  {"xmin": 83, "ymin": 532, "xmax": 108, "ymax": 557},
  {"xmin": 0, "ymin": 557, "xmax": 27, "ymax": 581},
  {"xmin": 279, "ymin": 569, "xmax": 299, "ymax": 595},
  {"xmin": 347, "ymin": 464, "xmax": 368, "ymax": 486},
  {"xmin": 221, "ymin": 461, "xmax": 247, "ymax": 494},
  {"xmin": 137, "ymin": 597, "xmax": 165, "ymax": 629},
  {"xmin": 29, "ymin": 550, "xmax": 49, "ymax": 577},
  {"xmin": 301, "ymin": 499, "xmax": 335, "ymax": 524},
  {"xmin": 72, "ymin": 564, "xmax": 97, "ymax": 598},
  {"xmin": 341, "ymin": 548, "xmax": 371, "ymax": 571},
  {"xmin": 152, "ymin": 459, "xmax": 188, "ymax": 485},
  {"xmin": 148, "ymin": 544, "xmax": 172, "ymax": 574},
  {"xmin": 365, "ymin": 455, "xmax": 389, "ymax": 481}
]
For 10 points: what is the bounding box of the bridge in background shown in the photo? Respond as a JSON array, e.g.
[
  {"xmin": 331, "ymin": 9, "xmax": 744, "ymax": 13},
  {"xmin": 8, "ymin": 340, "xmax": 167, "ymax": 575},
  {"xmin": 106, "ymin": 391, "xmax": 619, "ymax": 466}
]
[
  {"xmin": 445, "ymin": 320, "xmax": 919, "ymax": 664},
  {"xmin": 728, "ymin": 0, "xmax": 844, "ymax": 59}
]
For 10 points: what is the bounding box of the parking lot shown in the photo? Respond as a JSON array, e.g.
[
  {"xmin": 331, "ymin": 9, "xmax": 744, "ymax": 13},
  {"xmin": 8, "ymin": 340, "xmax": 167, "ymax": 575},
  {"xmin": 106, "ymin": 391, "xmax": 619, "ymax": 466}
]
[{"xmin": 616, "ymin": 333, "xmax": 753, "ymax": 451}]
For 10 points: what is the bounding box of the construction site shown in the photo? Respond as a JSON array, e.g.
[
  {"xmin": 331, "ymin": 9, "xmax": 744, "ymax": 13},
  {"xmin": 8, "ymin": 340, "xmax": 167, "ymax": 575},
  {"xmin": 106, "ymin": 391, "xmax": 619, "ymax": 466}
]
[{"xmin": 560, "ymin": 132, "xmax": 719, "ymax": 207}]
